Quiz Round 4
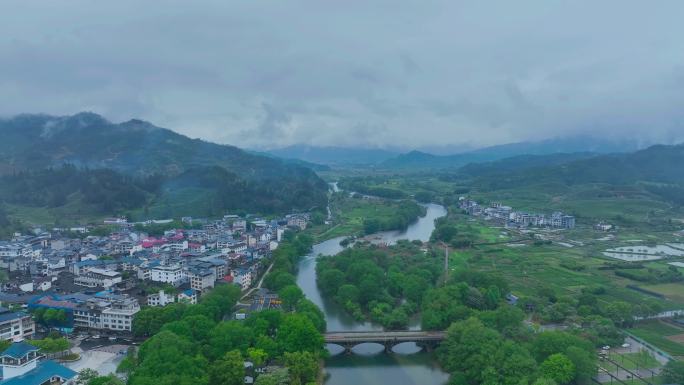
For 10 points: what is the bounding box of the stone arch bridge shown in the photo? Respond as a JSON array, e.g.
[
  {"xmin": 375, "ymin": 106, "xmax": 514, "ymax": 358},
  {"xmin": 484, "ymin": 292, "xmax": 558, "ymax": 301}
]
[{"xmin": 324, "ymin": 330, "xmax": 446, "ymax": 354}]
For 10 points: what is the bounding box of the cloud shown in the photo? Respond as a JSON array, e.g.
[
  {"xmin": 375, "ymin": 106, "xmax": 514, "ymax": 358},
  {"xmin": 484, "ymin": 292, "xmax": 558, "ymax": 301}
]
[{"xmin": 1, "ymin": 0, "xmax": 684, "ymax": 149}]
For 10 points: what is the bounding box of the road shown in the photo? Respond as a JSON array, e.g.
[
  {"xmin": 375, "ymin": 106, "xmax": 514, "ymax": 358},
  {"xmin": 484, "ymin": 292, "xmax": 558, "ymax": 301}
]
[{"xmin": 239, "ymin": 260, "xmax": 275, "ymax": 302}]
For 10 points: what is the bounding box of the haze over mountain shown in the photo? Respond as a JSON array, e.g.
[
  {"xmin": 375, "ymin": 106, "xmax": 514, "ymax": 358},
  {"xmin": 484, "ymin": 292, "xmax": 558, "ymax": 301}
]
[{"xmin": 265, "ymin": 136, "xmax": 647, "ymax": 168}]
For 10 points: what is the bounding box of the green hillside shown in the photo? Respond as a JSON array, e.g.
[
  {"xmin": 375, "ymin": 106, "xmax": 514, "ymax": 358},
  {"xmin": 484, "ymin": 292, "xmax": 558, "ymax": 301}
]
[{"xmin": 0, "ymin": 113, "xmax": 329, "ymax": 227}]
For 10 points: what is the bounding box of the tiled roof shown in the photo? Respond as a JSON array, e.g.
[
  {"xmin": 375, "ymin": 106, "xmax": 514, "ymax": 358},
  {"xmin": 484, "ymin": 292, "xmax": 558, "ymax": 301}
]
[{"xmin": 0, "ymin": 342, "xmax": 39, "ymax": 359}]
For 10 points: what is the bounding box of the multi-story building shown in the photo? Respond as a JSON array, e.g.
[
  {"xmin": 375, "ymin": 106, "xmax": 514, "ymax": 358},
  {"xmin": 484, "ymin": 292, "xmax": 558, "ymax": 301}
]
[
  {"xmin": 31, "ymin": 293, "xmax": 140, "ymax": 334},
  {"xmin": 101, "ymin": 296, "xmax": 139, "ymax": 332},
  {"xmin": 149, "ymin": 264, "xmax": 185, "ymax": 286},
  {"xmin": 0, "ymin": 308, "xmax": 35, "ymax": 342},
  {"xmin": 187, "ymin": 268, "xmax": 215, "ymax": 292},
  {"xmin": 73, "ymin": 268, "xmax": 122, "ymax": 289}
]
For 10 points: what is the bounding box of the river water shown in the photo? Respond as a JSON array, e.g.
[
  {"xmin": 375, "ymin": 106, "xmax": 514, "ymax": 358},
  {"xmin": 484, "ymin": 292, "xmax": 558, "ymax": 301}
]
[{"xmin": 296, "ymin": 203, "xmax": 450, "ymax": 385}]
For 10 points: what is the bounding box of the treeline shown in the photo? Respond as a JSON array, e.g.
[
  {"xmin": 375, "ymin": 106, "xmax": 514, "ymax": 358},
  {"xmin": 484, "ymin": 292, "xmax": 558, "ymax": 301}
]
[
  {"xmin": 439, "ymin": 316, "xmax": 597, "ymax": 385},
  {"xmin": 614, "ymin": 265, "xmax": 683, "ymax": 283},
  {"xmin": 0, "ymin": 165, "xmax": 158, "ymax": 212},
  {"xmin": 430, "ymin": 217, "xmax": 473, "ymax": 248},
  {"xmin": 338, "ymin": 178, "xmax": 407, "ymax": 199},
  {"xmin": 360, "ymin": 198, "xmax": 425, "ymax": 235},
  {"xmin": 316, "ymin": 241, "xmax": 441, "ymax": 329},
  {"xmin": 0, "ymin": 164, "xmax": 328, "ymax": 233},
  {"xmin": 127, "ymin": 244, "xmax": 326, "ymax": 385}
]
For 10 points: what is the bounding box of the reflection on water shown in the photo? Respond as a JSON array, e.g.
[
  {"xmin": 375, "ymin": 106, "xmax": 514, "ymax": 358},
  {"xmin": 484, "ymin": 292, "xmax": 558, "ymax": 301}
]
[{"xmin": 296, "ymin": 203, "xmax": 449, "ymax": 385}]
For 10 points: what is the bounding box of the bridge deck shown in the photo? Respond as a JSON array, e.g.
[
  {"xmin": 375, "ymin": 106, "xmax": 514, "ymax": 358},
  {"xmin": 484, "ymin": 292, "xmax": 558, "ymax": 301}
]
[{"xmin": 324, "ymin": 331, "xmax": 446, "ymax": 344}]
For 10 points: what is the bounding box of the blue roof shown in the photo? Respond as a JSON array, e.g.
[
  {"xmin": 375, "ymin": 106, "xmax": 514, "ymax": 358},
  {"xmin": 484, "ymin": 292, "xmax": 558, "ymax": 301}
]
[
  {"xmin": 0, "ymin": 311, "xmax": 28, "ymax": 323},
  {"xmin": 0, "ymin": 360, "xmax": 76, "ymax": 385},
  {"xmin": 1, "ymin": 342, "xmax": 39, "ymax": 359},
  {"xmin": 183, "ymin": 289, "xmax": 196, "ymax": 296}
]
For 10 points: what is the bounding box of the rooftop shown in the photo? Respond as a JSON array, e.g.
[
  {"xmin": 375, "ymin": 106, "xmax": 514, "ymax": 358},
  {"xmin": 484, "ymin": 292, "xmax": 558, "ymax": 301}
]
[
  {"xmin": 0, "ymin": 360, "xmax": 76, "ymax": 385},
  {"xmin": 0, "ymin": 342, "xmax": 39, "ymax": 359}
]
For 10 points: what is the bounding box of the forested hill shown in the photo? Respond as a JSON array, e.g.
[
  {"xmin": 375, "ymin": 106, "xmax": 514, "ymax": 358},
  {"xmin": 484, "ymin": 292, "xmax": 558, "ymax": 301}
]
[
  {"xmin": 469, "ymin": 144, "xmax": 684, "ymax": 205},
  {"xmin": 0, "ymin": 113, "xmax": 328, "ymax": 226},
  {"xmin": 0, "ymin": 112, "xmax": 324, "ymax": 182},
  {"xmin": 472, "ymin": 144, "xmax": 684, "ymax": 187},
  {"xmin": 380, "ymin": 136, "xmax": 644, "ymax": 170}
]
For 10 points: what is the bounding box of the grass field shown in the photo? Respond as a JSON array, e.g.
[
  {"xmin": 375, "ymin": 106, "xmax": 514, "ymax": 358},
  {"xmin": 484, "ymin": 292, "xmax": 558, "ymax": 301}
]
[
  {"xmin": 640, "ymin": 283, "xmax": 684, "ymax": 303},
  {"xmin": 618, "ymin": 376, "xmax": 665, "ymax": 385},
  {"xmin": 628, "ymin": 320, "xmax": 684, "ymax": 357},
  {"xmin": 608, "ymin": 352, "xmax": 660, "ymax": 370}
]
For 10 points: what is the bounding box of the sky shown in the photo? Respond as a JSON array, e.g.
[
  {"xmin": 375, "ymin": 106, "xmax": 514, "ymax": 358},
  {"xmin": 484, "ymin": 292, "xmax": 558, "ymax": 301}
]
[{"xmin": 2, "ymin": 0, "xmax": 684, "ymax": 150}]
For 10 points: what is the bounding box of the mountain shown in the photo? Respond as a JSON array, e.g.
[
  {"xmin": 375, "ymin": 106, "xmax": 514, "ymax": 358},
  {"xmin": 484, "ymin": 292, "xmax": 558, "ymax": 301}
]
[
  {"xmin": 380, "ymin": 136, "xmax": 647, "ymax": 170},
  {"xmin": 0, "ymin": 113, "xmax": 328, "ymax": 224},
  {"xmin": 458, "ymin": 152, "xmax": 599, "ymax": 177},
  {"xmin": 470, "ymin": 143, "xmax": 684, "ymax": 206},
  {"xmin": 266, "ymin": 145, "xmax": 399, "ymax": 166}
]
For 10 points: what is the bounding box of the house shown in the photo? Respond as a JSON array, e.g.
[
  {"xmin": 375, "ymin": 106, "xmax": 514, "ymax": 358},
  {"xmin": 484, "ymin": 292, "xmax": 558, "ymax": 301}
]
[
  {"xmin": 286, "ymin": 215, "xmax": 307, "ymax": 230},
  {"xmin": 0, "ymin": 307, "xmax": 35, "ymax": 342},
  {"xmin": 0, "ymin": 342, "xmax": 76, "ymax": 384},
  {"xmin": 177, "ymin": 289, "xmax": 197, "ymax": 304},
  {"xmin": 232, "ymin": 269, "xmax": 252, "ymax": 290},
  {"xmin": 147, "ymin": 291, "xmax": 175, "ymax": 307},
  {"xmin": 594, "ymin": 222, "xmax": 613, "ymax": 231}
]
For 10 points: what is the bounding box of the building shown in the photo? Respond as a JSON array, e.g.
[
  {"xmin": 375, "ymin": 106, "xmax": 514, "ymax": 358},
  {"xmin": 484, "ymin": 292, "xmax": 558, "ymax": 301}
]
[
  {"xmin": 0, "ymin": 342, "xmax": 76, "ymax": 384},
  {"xmin": 0, "ymin": 308, "xmax": 34, "ymax": 342},
  {"xmin": 150, "ymin": 264, "xmax": 185, "ymax": 286},
  {"xmin": 147, "ymin": 290, "xmax": 176, "ymax": 307},
  {"xmin": 177, "ymin": 289, "xmax": 198, "ymax": 304},
  {"xmin": 30, "ymin": 293, "xmax": 140, "ymax": 333},
  {"xmin": 233, "ymin": 269, "xmax": 252, "ymax": 290},
  {"xmin": 73, "ymin": 268, "xmax": 122, "ymax": 288},
  {"xmin": 101, "ymin": 296, "xmax": 139, "ymax": 332},
  {"xmin": 286, "ymin": 215, "xmax": 307, "ymax": 230},
  {"xmin": 187, "ymin": 268, "xmax": 215, "ymax": 292}
]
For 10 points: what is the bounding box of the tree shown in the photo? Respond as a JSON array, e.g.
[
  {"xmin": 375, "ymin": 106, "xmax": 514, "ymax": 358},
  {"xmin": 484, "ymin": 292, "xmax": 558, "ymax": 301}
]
[
  {"xmin": 76, "ymin": 369, "xmax": 99, "ymax": 385},
  {"xmin": 209, "ymin": 350, "xmax": 244, "ymax": 385},
  {"xmin": 278, "ymin": 285, "xmax": 304, "ymax": 311},
  {"xmin": 438, "ymin": 317, "xmax": 503, "ymax": 384},
  {"xmin": 89, "ymin": 375, "xmax": 125, "ymax": 385},
  {"xmin": 318, "ymin": 269, "xmax": 345, "ymax": 296},
  {"xmin": 276, "ymin": 313, "xmax": 324, "ymax": 354},
  {"xmin": 662, "ymin": 360, "xmax": 684, "ymax": 384},
  {"xmin": 208, "ymin": 322, "xmax": 254, "ymax": 358},
  {"xmin": 603, "ymin": 301, "xmax": 634, "ymax": 327},
  {"xmin": 539, "ymin": 353, "xmax": 575, "ymax": 385},
  {"xmin": 532, "ymin": 379, "xmax": 557, "ymax": 385},
  {"xmin": 284, "ymin": 351, "xmax": 318, "ymax": 385},
  {"xmin": 247, "ymin": 347, "xmax": 268, "ymax": 368},
  {"xmin": 254, "ymin": 368, "xmax": 289, "ymax": 385},
  {"xmin": 336, "ymin": 284, "xmax": 359, "ymax": 304}
]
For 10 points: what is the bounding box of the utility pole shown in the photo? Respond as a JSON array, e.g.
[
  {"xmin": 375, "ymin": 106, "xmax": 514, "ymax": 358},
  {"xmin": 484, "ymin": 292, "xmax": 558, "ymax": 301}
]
[{"xmin": 444, "ymin": 245, "xmax": 449, "ymax": 285}]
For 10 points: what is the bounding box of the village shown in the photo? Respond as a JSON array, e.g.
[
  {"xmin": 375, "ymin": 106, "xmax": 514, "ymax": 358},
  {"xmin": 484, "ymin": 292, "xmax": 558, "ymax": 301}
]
[
  {"xmin": 0, "ymin": 212, "xmax": 311, "ymax": 384},
  {"xmin": 459, "ymin": 197, "xmax": 576, "ymax": 229}
]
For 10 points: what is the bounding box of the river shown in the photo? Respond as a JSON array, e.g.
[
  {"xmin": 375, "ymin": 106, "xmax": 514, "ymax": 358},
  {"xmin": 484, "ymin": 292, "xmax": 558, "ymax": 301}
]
[{"xmin": 296, "ymin": 202, "xmax": 449, "ymax": 385}]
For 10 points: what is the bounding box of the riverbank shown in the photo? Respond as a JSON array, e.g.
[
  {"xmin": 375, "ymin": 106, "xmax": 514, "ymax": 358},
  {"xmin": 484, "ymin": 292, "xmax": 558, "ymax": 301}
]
[
  {"xmin": 307, "ymin": 188, "xmax": 428, "ymax": 243},
  {"xmin": 296, "ymin": 203, "xmax": 450, "ymax": 385}
]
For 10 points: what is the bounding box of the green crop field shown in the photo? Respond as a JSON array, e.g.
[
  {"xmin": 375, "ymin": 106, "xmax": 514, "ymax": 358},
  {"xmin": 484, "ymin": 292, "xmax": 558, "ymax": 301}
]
[{"xmin": 628, "ymin": 321, "xmax": 684, "ymax": 357}]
